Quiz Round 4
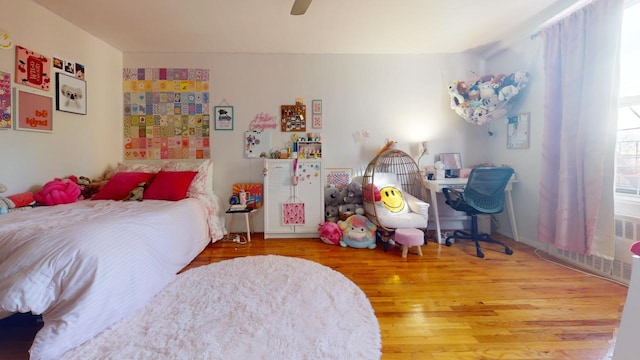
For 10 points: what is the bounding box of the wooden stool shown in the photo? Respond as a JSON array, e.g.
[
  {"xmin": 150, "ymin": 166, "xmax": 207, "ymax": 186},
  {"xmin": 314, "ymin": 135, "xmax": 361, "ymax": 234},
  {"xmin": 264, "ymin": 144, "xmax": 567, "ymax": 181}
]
[{"xmin": 394, "ymin": 228, "xmax": 424, "ymax": 258}]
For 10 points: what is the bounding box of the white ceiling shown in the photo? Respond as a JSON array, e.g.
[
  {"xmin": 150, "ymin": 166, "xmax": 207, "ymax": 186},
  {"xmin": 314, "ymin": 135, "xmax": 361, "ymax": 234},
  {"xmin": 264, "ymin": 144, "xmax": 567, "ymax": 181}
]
[{"xmin": 32, "ymin": 0, "xmax": 579, "ymax": 55}]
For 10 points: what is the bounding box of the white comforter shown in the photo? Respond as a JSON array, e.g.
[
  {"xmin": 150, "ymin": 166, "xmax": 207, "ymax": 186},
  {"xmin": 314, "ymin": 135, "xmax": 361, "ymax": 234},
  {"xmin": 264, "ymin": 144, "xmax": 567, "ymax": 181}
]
[{"xmin": 0, "ymin": 199, "xmax": 211, "ymax": 360}]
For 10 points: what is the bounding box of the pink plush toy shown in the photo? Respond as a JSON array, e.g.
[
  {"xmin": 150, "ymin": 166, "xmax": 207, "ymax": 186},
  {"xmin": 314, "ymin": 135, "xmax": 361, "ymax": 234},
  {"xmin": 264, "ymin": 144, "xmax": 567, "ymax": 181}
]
[
  {"xmin": 318, "ymin": 221, "xmax": 342, "ymax": 245},
  {"xmin": 34, "ymin": 178, "xmax": 81, "ymax": 206}
]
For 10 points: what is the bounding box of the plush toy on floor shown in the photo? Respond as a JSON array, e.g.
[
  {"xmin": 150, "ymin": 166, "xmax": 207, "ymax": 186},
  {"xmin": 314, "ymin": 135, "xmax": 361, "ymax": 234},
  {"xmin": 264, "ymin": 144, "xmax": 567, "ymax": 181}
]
[
  {"xmin": 338, "ymin": 214, "xmax": 377, "ymax": 249},
  {"xmin": 318, "ymin": 221, "xmax": 342, "ymax": 245}
]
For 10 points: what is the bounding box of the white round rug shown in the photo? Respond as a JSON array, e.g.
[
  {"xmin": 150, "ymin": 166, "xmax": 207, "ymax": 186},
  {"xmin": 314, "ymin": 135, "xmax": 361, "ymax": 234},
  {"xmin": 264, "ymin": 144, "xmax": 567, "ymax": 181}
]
[{"xmin": 63, "ymin": 255, "xmax": 381, "ymax": 360}]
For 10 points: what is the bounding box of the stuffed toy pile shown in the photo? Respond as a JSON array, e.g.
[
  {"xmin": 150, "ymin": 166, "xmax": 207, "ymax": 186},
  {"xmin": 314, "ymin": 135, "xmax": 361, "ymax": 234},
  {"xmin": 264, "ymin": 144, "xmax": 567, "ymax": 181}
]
[{"xmin": 448, "ymin": 71, "xmax": 529, "ymax": 125}]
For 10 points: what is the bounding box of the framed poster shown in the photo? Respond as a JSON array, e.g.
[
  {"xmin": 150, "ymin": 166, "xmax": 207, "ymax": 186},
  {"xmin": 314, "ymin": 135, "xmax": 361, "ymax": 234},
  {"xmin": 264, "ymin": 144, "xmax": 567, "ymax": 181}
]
[
  {"xmin": 56, "ymin": 72, "xmax": 87, "ymax": 115},
  {"xmin": 325, "ymin": 168, "xmax": 353, "ymax": 190},
  {"xmin": 0, "ymin": 70, "xmax": 11, "ymax": 129},
  {"xmin": 507, "ymin": 112, "xmax": 530, "ymax": 149},
  {"xmin": 15, "ymin": 45, "xmax": 51, "ymax": 91},
  {"xmin": 214, "ymin": 105, "xmax": 233, "ymax": 130},
  {"xmin": 14, "ymin": 88, "xmax": 53, "ymax": 132},
  {"xmin": 312, "ymin": 114, "xmax": 322, "ymax": 129}
]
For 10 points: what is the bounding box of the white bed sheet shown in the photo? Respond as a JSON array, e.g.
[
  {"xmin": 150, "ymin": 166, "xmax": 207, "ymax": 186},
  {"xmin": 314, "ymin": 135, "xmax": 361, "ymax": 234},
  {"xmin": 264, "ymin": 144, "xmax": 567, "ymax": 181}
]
[{"xmin": 0, "ymin": 199, "xmax": 211, "ymax": 360}]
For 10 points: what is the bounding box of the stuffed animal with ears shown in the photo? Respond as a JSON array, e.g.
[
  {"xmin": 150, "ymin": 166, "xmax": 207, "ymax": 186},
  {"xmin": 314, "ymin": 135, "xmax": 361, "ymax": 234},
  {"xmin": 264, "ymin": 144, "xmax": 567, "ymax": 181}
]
[
  {"xmin": 123, "ymin": 182, "xmax": 147, "ymax": 201},
  {"xmin": 338, "ymin": 214, "xmax": 377, "ymax": 249},
  {"xmin": 318, "ymin": 221, "xmax": 342, "ymax": 245},
  {"xmin": 343, "ymin": 181, "xmax": 363, "ymax": 205}
]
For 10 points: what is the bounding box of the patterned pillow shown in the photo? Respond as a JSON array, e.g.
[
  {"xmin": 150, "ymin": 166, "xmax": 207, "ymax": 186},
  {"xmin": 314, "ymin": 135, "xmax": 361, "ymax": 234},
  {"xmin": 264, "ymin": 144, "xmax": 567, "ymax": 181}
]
[{"xmin": 115, "ymin": 162, "xmax": 161, "ymax": 174}]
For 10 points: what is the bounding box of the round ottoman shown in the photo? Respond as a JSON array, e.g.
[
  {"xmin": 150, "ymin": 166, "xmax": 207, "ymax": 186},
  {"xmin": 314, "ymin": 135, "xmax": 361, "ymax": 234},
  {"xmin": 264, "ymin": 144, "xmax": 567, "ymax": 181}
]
[{"xmin": 394, "ymin": 228, "xmax": 424, "ymax": 258}]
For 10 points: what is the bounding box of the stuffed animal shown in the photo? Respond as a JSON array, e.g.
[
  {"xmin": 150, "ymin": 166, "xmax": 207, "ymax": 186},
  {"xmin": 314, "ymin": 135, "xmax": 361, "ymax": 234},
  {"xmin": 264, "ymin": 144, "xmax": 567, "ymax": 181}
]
[
  {"xmin": 338, "ymin": 214, "xmax": 377, "ymax": 249},
  {"xmin": 325, "ymin": 205, "xmax": 339, "ymax": 223},
  {"xmin": 498, "ymin": 85, "xmax": 519, "ymax": 102},
  {"xmin": 343, "ymin": 181, "xmax": 363, "ymax": 205},
  {"xmin": 447, "ymin": 81, "xmax": 464, "ymax": 108},
  {"xmin": 354, "ymin": 204, "xmax": 365, "ymax": 215},
  {"xmin": 123, "ymin": 182, "xmax": 147, "ymax": 201},
  {"xmin": 324, "ymin": 185, "xmax": 343, "ymax": 207},
  {"xmin": 471, "ymin": 107, "xmax": 489, "ymax": 125},
  {"xmin": 338, "ymin": 203, "xmax": 356, "ymax": 220},
  {"xmin": 318, "ymin": 222, "xmax": 342, "ymax": 245}
]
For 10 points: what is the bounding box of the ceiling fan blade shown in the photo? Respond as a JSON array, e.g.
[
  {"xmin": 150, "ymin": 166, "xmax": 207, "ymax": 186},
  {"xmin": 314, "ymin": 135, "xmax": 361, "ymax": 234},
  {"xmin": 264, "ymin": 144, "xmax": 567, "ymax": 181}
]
[{"xmin": 290, "ymin": 0, "xmax": 312, "ymax": 15}]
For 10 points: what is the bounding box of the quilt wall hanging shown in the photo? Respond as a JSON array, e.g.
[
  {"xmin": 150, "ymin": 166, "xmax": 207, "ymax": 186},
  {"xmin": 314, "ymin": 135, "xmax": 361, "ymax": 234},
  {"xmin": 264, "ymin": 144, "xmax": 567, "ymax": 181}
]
[
  {"xmin": 448, "ymin": 71, "xmax": 529, "ymax": 125},
  {"xmin": 122, "ymin": 68, "xmax": 210, "ymax": 160}
]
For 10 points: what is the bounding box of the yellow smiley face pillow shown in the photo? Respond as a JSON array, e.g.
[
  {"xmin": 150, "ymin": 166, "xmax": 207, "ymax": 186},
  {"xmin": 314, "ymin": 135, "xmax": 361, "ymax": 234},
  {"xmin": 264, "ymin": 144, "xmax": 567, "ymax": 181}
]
[{"xmin": 379, "ymin": 185, "xmax": 408, "ymax": 214}]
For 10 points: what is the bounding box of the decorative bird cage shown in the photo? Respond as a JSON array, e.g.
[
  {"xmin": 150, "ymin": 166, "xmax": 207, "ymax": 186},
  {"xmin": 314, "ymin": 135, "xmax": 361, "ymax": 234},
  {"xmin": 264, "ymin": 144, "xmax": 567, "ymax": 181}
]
[{"xmin": 361, "ymin": 149, "xmax": 429, "ymax": 234}]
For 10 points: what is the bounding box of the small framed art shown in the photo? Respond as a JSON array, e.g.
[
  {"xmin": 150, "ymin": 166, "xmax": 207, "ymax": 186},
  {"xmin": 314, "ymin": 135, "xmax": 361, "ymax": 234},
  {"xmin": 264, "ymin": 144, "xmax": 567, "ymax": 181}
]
[
  {"xmin": 14, "ymin": 88, "xmax": 53, "ymax": 132},
  {"xmin": 56, "ymin": 72, "xmax": 87, "ymax": 115},
  {"xmin": 312, "ymin": 99, "xmax": 322, "ymax": 114},
  {"xmin": 214, "ymin": 105, "xmax": 234, "ymax": 130},
  {"xmin": 0, "ymin": 70, "xmax": 11, "ymax": 129},
  {"xmin": 507, "ymin": 112, "xmax": 530, "ymax": 149}
]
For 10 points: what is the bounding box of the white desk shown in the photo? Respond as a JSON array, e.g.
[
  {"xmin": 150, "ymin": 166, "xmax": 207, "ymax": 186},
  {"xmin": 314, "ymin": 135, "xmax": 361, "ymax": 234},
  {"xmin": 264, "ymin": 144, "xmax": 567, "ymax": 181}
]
[{"xmin": 424, "ymin": 177, "xmax": 519, "ymax": 244}]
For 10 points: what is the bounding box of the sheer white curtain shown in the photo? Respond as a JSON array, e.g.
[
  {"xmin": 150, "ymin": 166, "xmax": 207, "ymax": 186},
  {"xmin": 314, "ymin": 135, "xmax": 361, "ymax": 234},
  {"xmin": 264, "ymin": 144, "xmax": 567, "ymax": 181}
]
[{"xmin": 537, "ymin": 0, "xmax": 624, "ymax": 257}]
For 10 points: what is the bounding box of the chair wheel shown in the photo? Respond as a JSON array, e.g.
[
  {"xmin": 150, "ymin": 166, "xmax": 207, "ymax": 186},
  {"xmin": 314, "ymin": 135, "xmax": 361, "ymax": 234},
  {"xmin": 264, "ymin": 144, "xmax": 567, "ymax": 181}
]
[
  {"xmin": 476, "ymin": 251, "xmax": 485, "ymax": 258},
  {"xmin": 505, "ymin": 247, "xmax": 513, "ymax": 255},
  {"xmin": 445, "ymin": 239, "xmax": 452, "ymax": 247}
]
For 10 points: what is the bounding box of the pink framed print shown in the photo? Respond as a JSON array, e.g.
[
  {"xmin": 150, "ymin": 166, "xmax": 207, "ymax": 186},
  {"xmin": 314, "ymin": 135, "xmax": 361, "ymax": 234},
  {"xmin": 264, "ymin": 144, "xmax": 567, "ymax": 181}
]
[
  {"xmin": 312, "ymin": 99, "xmax": 322, "ymax": 114},
  {"xmin": 0, "ymin": 70, "xmax": 11, "ymax": 129},
  {"xmin": 282, "ymin": 201, "xmax": 305, "ymax": 225},
  {"xmin": 312, "ymin": 114, "xmax": 322, "ymax": 129},
  {"xmin": 15, "ymin": 45, "xmax": 51, "ymax": 91},
  {"xmin": 14, "ymin": 88, "xmax": 53, "ymax": 132}
]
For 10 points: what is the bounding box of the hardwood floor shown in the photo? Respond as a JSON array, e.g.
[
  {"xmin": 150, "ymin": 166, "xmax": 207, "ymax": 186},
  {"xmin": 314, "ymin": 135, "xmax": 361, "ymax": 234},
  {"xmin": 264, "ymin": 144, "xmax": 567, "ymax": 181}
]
[{"xmin": 1, "ymin": 233, "xmax": 628, "ymax": 359}]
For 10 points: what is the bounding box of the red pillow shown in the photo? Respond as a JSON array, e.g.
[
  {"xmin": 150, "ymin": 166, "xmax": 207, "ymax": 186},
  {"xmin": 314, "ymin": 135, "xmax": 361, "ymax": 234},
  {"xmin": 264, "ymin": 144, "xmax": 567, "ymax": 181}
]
[
  {"xmin": 143, "ymin": 171, "xmax": 197, "ymax": 201},
  {"xmin": 92, "ymin": 172, "xmax": 156, "ymax": 201}
]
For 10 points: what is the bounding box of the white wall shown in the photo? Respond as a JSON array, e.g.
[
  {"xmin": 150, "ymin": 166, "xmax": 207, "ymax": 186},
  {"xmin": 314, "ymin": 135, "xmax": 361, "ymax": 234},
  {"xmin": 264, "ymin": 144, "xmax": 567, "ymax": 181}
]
[
  {"xmin": 0, "ymin": 0, "xmax": 123, "ymax": 194},
  {"xmin": 124, "ymin": 52, "xmax": 489, "ymax": 232},
  {"xmin": 484, "ymin": 38, "xmax": 545, "ymax": 246}
]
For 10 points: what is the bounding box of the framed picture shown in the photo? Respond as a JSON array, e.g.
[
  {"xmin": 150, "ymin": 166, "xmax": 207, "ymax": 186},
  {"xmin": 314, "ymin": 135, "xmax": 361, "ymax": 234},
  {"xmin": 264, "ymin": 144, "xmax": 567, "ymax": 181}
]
[
  {"xmin": 56, "ymin": 72, "xmax": 87, "ymax": 115},
  {"xmin": 312, "ymin": 114, "xmax": 322, "ymax": 129},
  {"xmin": 312, "ymin": 99, "xmax": 322, "ymax": 114},
  {"xmin": 14, "ymin": 88, "xmax": 53, "ymax": 132},
  {"xmin": 507, "ymin": 112, "xmax": 530, "ymax": 149},
  {"xmin": 15, "ymin": 45, "xmax": 51, "ymax": 91},
  {"xmin": 325, "ymin": 168, "xmax": 353, "ymax": 190},
  {"xmin": 0, "ymin": 70, "xmax": 11, "ymax": 129},
  {"xmin": 214, "ymin": 105, "xmax": 234, "ymax": 130}
]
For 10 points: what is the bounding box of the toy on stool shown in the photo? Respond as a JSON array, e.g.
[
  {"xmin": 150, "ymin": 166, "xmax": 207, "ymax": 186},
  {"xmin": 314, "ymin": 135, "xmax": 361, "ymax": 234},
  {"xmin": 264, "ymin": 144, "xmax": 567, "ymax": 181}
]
[
  {"xmin": 318, "ymin": 221, "xmax": 342, "ymax": 245},
  {"xmin": 338, "ymin": 214, "xmax": 377, "ymax": 249}
]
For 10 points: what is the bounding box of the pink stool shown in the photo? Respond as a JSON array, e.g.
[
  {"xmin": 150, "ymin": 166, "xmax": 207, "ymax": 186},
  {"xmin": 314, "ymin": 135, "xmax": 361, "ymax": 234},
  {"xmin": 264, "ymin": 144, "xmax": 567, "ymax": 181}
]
[{"xmin": 394, "ymin": 228, "xmax": 424, "ymax": 258}]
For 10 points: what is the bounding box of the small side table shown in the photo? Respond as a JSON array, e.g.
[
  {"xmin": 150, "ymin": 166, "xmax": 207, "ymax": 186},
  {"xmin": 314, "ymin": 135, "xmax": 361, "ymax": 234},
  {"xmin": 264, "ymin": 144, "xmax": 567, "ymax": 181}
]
[{"xmin": 226, "ymin": 208, "xmax": 257, "ymax": 242}]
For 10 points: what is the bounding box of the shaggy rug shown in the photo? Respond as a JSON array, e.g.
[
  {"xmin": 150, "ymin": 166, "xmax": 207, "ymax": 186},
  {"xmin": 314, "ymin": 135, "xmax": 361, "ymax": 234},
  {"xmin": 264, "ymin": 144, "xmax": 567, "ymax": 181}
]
[{"xmin": 63, "ymin": 255, "xmax": 381, "ymax": 359}]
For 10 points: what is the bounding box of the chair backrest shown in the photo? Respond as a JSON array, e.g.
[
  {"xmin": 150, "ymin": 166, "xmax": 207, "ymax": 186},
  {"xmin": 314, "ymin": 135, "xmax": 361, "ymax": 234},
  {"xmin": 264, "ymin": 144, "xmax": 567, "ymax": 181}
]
[{"xmin": 463, "ymin": 167, "xmax": 515, "ymax": 214}]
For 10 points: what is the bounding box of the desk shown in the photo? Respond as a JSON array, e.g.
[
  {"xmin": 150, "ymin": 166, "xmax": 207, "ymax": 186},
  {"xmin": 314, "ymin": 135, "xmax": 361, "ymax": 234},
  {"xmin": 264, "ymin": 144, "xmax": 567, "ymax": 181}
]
[
  {"xmin": 226, "ymin": 208, "xmax": 257, "ymax": 242},
  {"xmin": 424, "ymin": 177, "xmax": 519, "ymax": 244}
]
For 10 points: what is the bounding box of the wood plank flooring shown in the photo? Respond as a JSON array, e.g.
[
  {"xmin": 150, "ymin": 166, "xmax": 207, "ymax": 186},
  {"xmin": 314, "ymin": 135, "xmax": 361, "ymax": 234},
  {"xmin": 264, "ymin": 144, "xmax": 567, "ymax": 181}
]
[{"xmin": 0, "ymin": 233, "xmax": 628, "ymax": 359}]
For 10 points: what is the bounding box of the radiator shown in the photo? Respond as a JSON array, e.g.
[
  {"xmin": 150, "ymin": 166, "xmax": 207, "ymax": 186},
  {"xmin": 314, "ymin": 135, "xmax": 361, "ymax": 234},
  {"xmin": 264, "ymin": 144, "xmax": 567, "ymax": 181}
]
[{"xmin": 548, "ymin": 214, "xmax": 636, "ymax": 285}]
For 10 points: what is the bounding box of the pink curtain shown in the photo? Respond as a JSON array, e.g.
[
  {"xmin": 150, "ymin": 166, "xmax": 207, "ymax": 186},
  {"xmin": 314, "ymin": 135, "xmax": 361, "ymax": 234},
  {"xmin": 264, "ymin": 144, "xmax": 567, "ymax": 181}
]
[{"xmin": 537, "ymin": 0, "xmax": 624, "ymax": 255}]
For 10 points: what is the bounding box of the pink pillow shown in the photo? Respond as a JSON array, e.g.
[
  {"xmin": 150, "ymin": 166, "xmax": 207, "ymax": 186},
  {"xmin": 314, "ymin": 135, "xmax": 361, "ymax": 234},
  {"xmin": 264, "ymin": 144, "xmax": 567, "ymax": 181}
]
[
  {"xmin": 92, "ymin": 172, "xmax": 156, "ymax": 201},
  {"xmin": 143, "ymin": 171, "xmax": 197, "ymax": 201},
  {"xmin": 34, "ymin": 179, "xmax": 80, "ymax": 206}
]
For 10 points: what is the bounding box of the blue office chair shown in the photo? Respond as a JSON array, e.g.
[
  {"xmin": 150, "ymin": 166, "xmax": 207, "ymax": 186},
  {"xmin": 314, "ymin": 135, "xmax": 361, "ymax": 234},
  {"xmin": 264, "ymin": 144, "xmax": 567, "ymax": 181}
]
[{"xmin": 442, "ymin": 166, "xmax": 515, "ymax": 258}]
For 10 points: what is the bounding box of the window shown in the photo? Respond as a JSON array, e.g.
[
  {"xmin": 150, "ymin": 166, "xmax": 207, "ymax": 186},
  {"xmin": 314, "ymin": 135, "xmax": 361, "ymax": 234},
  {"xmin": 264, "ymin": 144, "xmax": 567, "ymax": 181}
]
[{"xmin": 615, "ymin": 3, "xmax": 640, "ymax": 198}]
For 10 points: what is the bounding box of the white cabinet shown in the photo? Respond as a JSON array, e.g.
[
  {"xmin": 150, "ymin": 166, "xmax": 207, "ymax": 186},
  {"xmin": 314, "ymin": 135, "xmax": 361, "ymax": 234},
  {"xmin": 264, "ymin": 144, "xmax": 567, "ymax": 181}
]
[{"xmin": 264, "ymin": 159, "xmax": 323, "ymax": 239}]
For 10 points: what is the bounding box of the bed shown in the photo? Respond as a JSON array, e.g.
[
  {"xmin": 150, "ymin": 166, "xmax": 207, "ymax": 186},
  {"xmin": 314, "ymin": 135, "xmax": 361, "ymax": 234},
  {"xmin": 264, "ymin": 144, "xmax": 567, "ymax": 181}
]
[{"xmin": 0, "ymin": 161, "xmax": 226, "ymax": 360}]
